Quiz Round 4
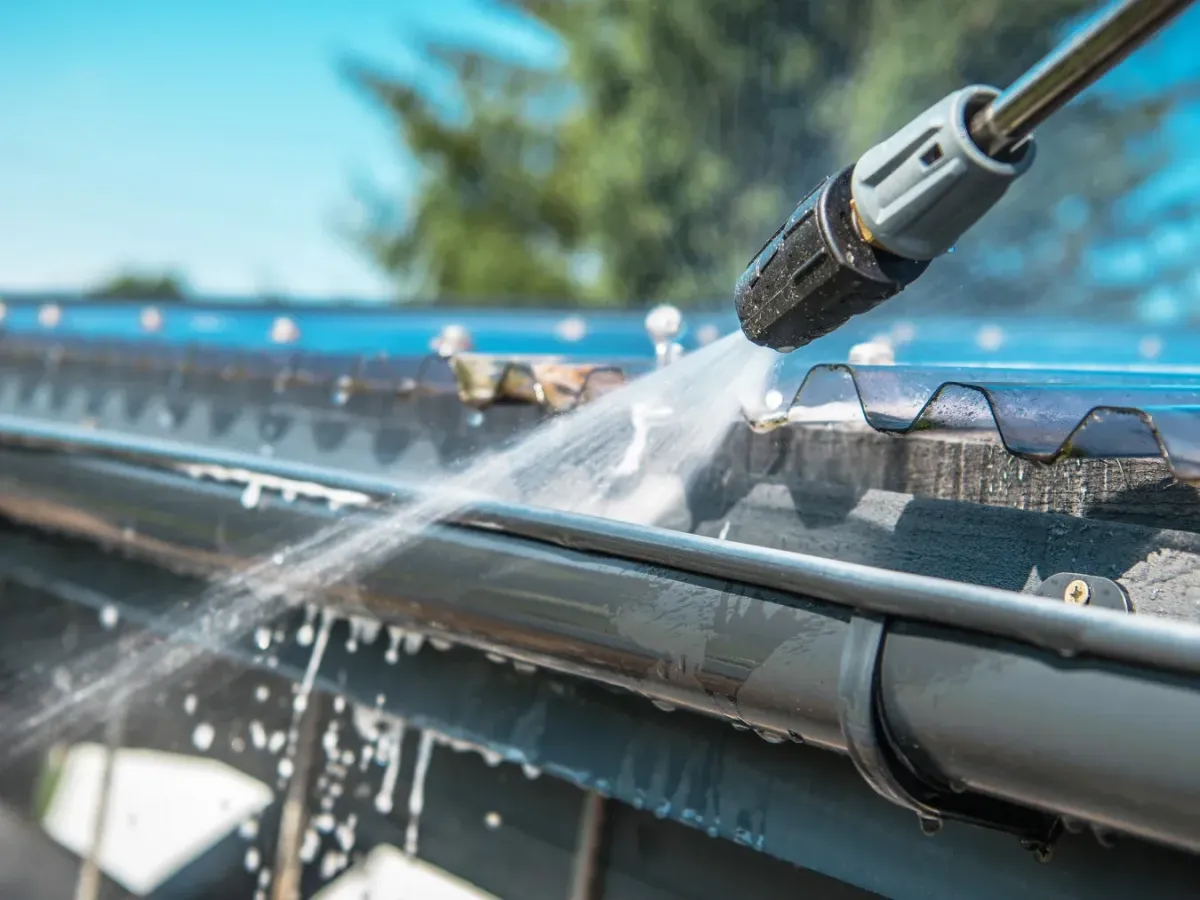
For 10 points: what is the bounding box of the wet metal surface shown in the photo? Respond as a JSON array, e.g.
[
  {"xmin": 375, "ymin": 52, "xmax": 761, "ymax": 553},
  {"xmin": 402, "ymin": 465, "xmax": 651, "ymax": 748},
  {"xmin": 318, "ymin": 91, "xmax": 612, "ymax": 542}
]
[
  {"xmin": 5, "ymin": 301, "xmax": 1200, "ymax": 869},
  {"xmin": 5, "ymin": 530, "xmax": 1200, "ymax": 900},
  {"xmin": 0, "ymin": 438, "xmax": 1198, "ymax": 855},
  {"xmin": 3, "ymin": 300, "xmax": 1200, "ymax": 480},
  {"xmin": 763, "ymin": 359, "xmax": 1200, "ymax": 481}
]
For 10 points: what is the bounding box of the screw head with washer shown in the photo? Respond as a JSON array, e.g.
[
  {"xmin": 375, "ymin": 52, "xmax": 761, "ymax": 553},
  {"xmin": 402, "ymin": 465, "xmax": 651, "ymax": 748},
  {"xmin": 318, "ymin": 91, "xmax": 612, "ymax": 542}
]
[{"xmin": 1064, "ymin": 579, "xmax": 1091, "ymax": 605}]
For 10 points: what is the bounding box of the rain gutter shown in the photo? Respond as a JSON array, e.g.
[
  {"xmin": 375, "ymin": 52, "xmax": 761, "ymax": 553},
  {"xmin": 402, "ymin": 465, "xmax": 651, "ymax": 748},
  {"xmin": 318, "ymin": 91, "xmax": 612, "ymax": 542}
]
[{"xmin": 0, "ymin": 421, "xmax": 1195, "ymax": 857}]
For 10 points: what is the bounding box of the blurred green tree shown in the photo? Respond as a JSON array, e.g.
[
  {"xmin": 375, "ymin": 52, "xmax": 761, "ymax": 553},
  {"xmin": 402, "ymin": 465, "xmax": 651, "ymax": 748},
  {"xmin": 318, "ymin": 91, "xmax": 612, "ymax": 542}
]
[
  {"xmin": 88, "ymin": 270, "xmax": 189, "ymax": 301},
  {"xmin": 349, "ymin": 0, "xmax": 1184, "ymax": 312}
]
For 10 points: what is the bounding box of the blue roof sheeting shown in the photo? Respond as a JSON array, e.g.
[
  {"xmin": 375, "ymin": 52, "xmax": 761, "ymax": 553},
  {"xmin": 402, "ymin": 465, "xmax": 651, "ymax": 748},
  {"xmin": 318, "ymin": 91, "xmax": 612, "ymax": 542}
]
[{"xmin": 3, "ymin": 296, "xmax": 1200, "ymax": 479}]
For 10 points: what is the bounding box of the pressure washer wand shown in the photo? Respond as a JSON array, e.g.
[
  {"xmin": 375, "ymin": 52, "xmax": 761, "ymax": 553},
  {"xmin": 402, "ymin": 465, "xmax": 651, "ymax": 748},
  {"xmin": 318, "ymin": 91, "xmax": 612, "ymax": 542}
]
[{"xmin": 734, "ymin": 0, "xmax": 1197, "ymax": 353}]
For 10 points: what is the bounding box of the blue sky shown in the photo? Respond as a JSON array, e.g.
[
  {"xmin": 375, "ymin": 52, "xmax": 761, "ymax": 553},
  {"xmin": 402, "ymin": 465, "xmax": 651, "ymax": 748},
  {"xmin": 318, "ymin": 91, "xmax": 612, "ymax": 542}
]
[
  {"xmin": 1, "ymin": 1, "xmax": 1198, "ymax": 307},
  {"xmin": 0, "ymin": 0, "xmax": 557, "ymax": 299}
]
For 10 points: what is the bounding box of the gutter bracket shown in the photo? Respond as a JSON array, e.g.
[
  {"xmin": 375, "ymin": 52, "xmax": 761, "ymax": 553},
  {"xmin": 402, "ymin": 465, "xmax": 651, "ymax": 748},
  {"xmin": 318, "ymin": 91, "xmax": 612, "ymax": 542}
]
[
  {"xmin": 838, "ymin": 614, "xmax": 1062, "ymax": 855},
  {"xmin": 1035, "ymin": 573, "xmax": 1131, "ymax": 612}
]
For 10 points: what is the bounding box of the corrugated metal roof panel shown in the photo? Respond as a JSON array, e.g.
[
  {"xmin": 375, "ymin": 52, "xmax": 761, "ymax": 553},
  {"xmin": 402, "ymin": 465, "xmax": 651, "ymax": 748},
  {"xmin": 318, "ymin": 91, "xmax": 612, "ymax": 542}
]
[
  {"xmin": 761, "ymin": 360, "xmax": 1200, "ymax": 481},
  {"xmin": 4, "ymin": 298, "xmax": 1200, "ymax": 479}
]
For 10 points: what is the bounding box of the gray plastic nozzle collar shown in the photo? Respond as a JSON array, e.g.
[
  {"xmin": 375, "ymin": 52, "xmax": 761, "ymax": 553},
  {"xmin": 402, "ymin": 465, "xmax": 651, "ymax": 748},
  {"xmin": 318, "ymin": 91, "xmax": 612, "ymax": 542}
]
[{"xmin": 850, "ymin": 85, "xmax": 1035, "ymax": 261}]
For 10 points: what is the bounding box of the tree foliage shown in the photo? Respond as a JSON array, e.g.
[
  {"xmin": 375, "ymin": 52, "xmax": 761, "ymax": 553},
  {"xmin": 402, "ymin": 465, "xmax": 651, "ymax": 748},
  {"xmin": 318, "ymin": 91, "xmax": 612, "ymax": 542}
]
[
  {"xmin": 88, "ymin": 270, "xmax": 189, "ymax": 302},
  {"xmin": 350, "ymin": 0, "xmax": 1188, "ymax": 313}
]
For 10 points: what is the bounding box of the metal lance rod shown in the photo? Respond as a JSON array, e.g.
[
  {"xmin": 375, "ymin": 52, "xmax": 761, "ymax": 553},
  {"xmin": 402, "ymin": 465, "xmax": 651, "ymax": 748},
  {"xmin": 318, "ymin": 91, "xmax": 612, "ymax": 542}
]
[{"xmin": 970, "ymin": 0, "xmax": 1197, "ymax": 156}]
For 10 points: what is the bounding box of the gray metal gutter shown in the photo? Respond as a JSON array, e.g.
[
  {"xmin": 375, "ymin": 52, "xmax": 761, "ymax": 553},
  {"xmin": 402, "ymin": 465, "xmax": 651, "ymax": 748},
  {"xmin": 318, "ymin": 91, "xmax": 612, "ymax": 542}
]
[
  {"xmin": 9, "ymin": 531, "xmax": 1200, "ymax": 900},
  {"xmin": 0, "ymin": 421, "xmax": 1196, "ymax": 858}
]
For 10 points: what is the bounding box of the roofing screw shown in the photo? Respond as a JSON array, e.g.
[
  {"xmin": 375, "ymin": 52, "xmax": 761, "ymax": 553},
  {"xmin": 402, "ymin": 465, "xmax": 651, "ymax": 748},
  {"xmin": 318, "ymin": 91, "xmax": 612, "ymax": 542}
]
[
  {"xmin": 1064, "ymin": 579, "xmax": 1090, "ymax": 606},
  {"xmin": 270, "ymin": 316, "xmax": 300, "ymax": 344},
  {"xmin": 433, "ymin": 323, "xmax": 473, "ymax": 357},
  {"xmin": 140, "ymin": 305, "xmax": 163, "ymax": 333},
  {"xmin": 554, "ymin": 315, "xmax": 588, "ymax": 343},
  {"xmin": 1021, "ymin": 839, "xmax": 1054, "ymax": 863},
  {"xmin": 645, "ymin": 304, "xmax": 684, "ymax": 368}
]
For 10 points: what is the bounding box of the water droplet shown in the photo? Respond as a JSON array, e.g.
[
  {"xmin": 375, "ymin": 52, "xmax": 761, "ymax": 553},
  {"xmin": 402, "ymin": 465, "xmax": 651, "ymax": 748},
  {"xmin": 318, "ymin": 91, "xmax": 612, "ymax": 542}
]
[
  {"xmin": 244, "ymin": 846, "xmax": 261, "ymax": 873},
  {"xmin": 268, "ymin": 730, "xmax": 287, "ymax": 754},
  {"xmin": 335, "ymin": 816, "xmax": 358, "ymax": 851},
  {"xmin": 254, "ymin": 627, "xmax": 272, "ymax": 651},
  {"xmin": 521, "ymin": 763, "xmax": 542, "ymax": 780},
  {"xmin": 403, "ymin": 632, "xmax": 425, "ymax": 655},
  {"xmin": 429, "ymin": 637, "xmax": 452, "ymax": 652},
  {"xmin": 239, "ymin": 818, "xmax": 259, "ymax": 840},
  {"xmin": 322, "ymin": 727, "xmax": 340, "ymax": 758},
  {"xmin": 183, "ymin": 694, "xmax": 197, "ymax": 716},
  {"xmin": 405, "ymin": 731, "xmax": 436, "ymax": 857},
  {"xmin": 231, "ymin": 736, "xmax": 246, "ymax": 753},
  {"xmin": 484, "ymin": 811, "xmax": 502, "ymax": 830},
  {"xmin": 320, "ymin": 850, "xmax": 348, "ymax": 880},
  {"xmin": 651, "ymin": 699, "xmax": 676, "ymax": 713},
  {"xmin": 375, "ymin": 719, "xmax": 406, "ymax": 814},
  {"xmin": 293, "ymin": 611, "xmax": 333, "ymax": 717},
  {"xmin": 192, "ymin": 723, "xmax": 215, "ymax": 751},
  {"xmin": 296, "ymin": 623, "xmax": 315, "ymax": 647},
  {"xmin": 485, "ymin": 652, "xmax": 506, "ymax": 665},
  {"xmin": 254, "ymin": 685, "xmax": 270, "ymax": 703},
  {"xmin": 98, "ymin": 604, "xmax": 119, "ymax": 630},
  {"xmin": 51, "ymin": 667, "xmax": 72, "ymax": 692},
  {"xmin": 332, "ymin": 376, "xmax": 353, "ymax": 406},
  {"xmin": 277, "ymin": 757, "xmax": 294, "ymax": 780},
  {"xmin": 513, "ymin": 661, "xmax": 537, "ymax": 675},
  {"xmin": 250, "ymin": 721, "xmax": 268, "ymax": 750},
  {"xmin": 240, "ymin": 481, "xmax": 262, "ymax": 509},
  {"xmin": 300, "ymin": 828, "xmax": 320, "ymax": 863},
  {"xmin": 733, "ymin": 827, "xmax": 764, "ymax": 850},
  {"xmin": 385, "ymin": 626, "xmax": 404, "ymax": 664}
]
